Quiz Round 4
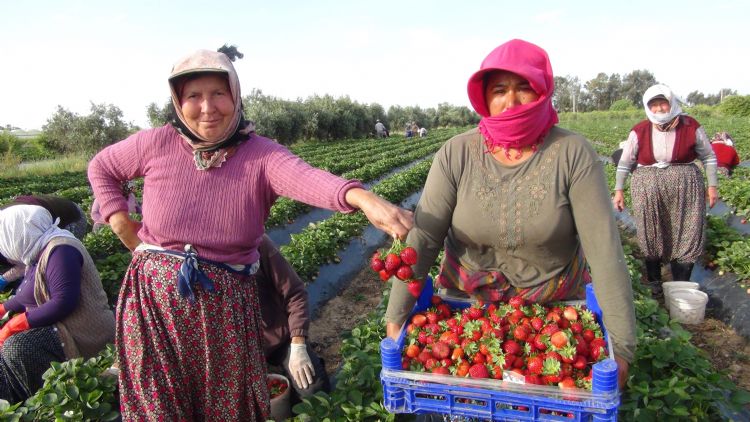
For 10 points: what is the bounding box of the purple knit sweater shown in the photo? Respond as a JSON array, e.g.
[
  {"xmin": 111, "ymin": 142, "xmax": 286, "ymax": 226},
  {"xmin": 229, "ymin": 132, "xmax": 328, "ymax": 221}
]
[{"xmin": 88, "ymin": 125, "xmax": 362, "ymax": 264}]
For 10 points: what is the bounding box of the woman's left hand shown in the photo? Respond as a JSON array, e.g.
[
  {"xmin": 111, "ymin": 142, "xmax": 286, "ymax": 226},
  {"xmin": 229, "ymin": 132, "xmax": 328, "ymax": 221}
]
[
  {"xmin": 614, "ymin": 354, "xmax": 629, "ymax": 390},
  {"xmin": 345, "ymin": 188, "xmax": 413, "ymax": 239},
  {"xmin": 707, "ymin": 186, "xmax": 718, "ymax": 208}
]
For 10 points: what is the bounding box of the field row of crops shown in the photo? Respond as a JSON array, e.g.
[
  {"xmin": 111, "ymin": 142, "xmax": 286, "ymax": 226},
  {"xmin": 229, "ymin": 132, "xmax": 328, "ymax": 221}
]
[{"xmin": 1, "ymin": 114, "xmax": 749, "ymax": 420}]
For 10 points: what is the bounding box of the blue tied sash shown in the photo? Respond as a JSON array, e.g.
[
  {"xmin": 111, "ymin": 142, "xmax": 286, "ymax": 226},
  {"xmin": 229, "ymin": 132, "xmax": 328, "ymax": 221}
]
[
  {"xmin": 148, "ymin": 244, "xmax": 256, "ymax": 304},
  {"xmin": 177, "ymin": 245, "xmax": 216, "ymax": 304}
]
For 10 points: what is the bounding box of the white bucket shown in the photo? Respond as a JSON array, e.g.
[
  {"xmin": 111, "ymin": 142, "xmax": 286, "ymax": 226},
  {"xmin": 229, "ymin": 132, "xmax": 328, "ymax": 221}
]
[
  {"xmin": 268, "ymin": 373, "xmax": 292, "ymax": 421},
  {"xmin": 663, "ymin": 281, "xmax": 700, "ymax": 303},
  {"xmin": 668, "ymin": 288, "xmax": 708, "ymax": 324}
]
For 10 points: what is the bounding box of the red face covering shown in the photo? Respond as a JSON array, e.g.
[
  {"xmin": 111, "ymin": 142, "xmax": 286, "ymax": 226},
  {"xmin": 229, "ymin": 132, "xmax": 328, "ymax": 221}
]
[{"xmin": 467, "ymin": 39, "xmax": 558, "ymax": 154}]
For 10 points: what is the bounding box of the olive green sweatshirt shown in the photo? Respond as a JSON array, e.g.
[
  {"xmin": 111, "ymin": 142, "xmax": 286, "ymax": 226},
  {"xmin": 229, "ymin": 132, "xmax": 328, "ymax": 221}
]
[{"xmin": 385, "ymin": 127, "xmax": 637, "ymax": 362}]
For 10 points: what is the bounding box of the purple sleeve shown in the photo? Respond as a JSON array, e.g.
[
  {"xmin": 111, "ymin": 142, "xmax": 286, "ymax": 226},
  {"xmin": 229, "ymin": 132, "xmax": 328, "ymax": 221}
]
[
  {"xmin": 25, "ymin": 246, "xmax": 83, "ymax": 327},
  {"xmin": 88, "ymin": 130, "xmax": 145, "ymax": 223},
  {"xmin": 264, "ymin": 142, "xmax": 364, "ymax": 213}
]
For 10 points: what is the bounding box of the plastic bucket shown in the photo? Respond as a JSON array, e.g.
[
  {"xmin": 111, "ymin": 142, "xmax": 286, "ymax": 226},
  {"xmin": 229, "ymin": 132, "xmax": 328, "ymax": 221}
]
[
  {"xmin": 663, "ymin": 281, "xmax": 699, "ymax": 303},
  {"xmin": 268, "ymin": 373, "xmax": 292, "ymax": 421},
  {"xmin": 668, "ymin": 288, "xmax": 708, "ymax": 324}
]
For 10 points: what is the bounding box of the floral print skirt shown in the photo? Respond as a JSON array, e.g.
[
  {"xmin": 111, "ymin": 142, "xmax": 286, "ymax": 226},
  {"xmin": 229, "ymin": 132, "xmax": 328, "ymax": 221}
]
[
  {"xmin": 116, "ymin": 251, "xmax": 269, "ymax": 421},
  {"xmin": 631, "ymin": 164, "xmax": 706, "ymax": 263}
]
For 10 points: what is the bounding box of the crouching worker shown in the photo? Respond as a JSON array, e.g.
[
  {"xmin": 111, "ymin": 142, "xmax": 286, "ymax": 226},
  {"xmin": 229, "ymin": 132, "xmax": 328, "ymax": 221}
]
[
  {"xmin": 0, "ymin": 205, "xmax": 115, "ymax": 402},
  {"xmin": 257, "ymin": 234, "xmax": 330, "ymax": 402},
  {"xmin": 0, "ymin": 195, "xmax": 90, "ymax": 289}
]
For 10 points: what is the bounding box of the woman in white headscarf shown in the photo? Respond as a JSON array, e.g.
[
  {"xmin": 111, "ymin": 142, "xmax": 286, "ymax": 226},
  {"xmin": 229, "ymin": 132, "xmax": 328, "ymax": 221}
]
[
  {"xmin": 0, "ymin": 205, "xmax": 114, "ymax": 402},
  {"xmin": 613, "ymin": 84, "xmax": 718, "ymax": 290}
]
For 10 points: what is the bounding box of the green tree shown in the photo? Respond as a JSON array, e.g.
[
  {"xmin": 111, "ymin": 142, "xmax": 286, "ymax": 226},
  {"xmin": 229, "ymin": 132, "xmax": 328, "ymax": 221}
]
[
  {"xmin": 553, "ymin": 75, "xmax": 583, "ymax": 112},
  {"xmin": 146, "ymin": 100, "xmax": 172, "ymax": 127},
  {"xmin": 718, "ymin": 95, "xmax": 750, "ymax": 117},
  {"xmin": 585, "ymin": 73, "xmax": 622, "ymax": 111},
  {"xmin": 621, "ymin": 69, "xmax": 657, "ymax": 107},
  {"xmin": 42, "ymin": 103, "xmax": 136, "ymax": 154}
]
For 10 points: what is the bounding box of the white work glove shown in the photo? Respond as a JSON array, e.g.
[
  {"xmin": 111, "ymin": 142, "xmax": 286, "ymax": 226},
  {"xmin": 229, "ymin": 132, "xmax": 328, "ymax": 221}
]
[{"xmin": 289, "ymin": 343, "xmax": 315, "ymax": 389}]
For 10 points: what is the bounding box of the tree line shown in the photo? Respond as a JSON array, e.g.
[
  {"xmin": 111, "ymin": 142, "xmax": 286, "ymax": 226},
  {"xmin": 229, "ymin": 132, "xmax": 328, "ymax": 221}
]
[
  {"xmin": 2, "ymin": 43, "xmax": 747, "ymax": 159},
  {"xmin": 552, "ymin": 69, "xmax": 738, "ymax": 112}
]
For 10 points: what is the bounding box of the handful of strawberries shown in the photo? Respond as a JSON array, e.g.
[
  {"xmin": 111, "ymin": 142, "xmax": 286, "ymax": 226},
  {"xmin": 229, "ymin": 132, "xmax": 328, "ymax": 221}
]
[
  {"xmin": 400, "ymin": 294, "xmax": 609, "ymax": 390},
  {"xmin": 369, "ymin": 239, "xmax": 423, "ymax": 297}
]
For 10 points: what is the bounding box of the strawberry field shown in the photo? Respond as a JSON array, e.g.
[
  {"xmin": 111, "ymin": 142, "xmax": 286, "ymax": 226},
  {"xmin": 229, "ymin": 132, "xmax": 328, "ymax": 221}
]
[{"xmin": 1, "ymin": 119, "xmax": 750, "ymax": 421}]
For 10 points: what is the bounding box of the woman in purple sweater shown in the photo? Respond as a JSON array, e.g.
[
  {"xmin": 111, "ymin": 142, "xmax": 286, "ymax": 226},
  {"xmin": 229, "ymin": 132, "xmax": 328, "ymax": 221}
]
[
  {"xmin": 0, "ymin": 205, "xmax": 114, "ymax": 402},
  {"xmin": 88, "ymin": 50, "xmax": 412, "ymax": 421}
]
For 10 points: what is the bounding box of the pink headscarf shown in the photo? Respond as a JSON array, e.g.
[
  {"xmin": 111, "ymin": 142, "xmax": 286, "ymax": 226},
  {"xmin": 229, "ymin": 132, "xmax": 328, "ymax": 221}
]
[{"xmin": 467, "ymin": 39, "xmax": 558, "ymax": 155}]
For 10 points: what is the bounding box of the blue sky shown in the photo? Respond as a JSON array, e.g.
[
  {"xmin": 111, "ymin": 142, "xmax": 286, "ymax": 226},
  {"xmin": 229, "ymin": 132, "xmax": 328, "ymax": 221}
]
[{"xmin": 2, "ymin": 0, "xmax": 748, "ymax": 130}]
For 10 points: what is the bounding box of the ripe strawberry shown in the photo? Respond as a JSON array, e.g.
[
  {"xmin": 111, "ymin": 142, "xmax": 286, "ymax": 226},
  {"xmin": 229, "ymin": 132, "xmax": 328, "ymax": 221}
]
[
  {"xmin": 532, "ymin": 334, "xmax": 548, "ymax": 351},
  {"xmin": 526, "ymin": 355, "xmax": 544, "ymax": 375},
  {"xmin": 550, "ymin": 331, "xmax": 569, "ymax": 348},
  {"xmin": 507, "ymin": 309, "xmax": 525, "ymax": 325},
  {"xmin": 431, "ymin": 341, "xmax": 451, "ymax": 360},
  {"xmin": 417, "ymin": 350, "xmax": 432, "ymax": 363},
  {"xmin": 425, "ymin": 310, "xmax": 439, "ymax": 325},
  {"xmin": 411, "ymin": 314, "xmax": 427, "ymax": 328},
  {"xmin": 573, "ymin": 354, "xmax": 587, "ymax": 370},
  {"xmin": 430, "ymin": 295, "xmax": 443, "ymax": 306},
  {"xmin": 468, "ymin": 363, "xmax": 490, "ymax": 378},
  {"xmin": 370, "ymin": 253, "xmax": 385, "ymax": 272},
  {"xmin": 562, "ymin": 306, "xmax": 579, "ymax": 322},
  {"xmin": 582, "ymin": 329, "xmax": 595, "ymax": 343},
  {"xmin": 508, "ymin": 296, "xmax": 525, "ymax": 309},
  {"xmin": 525, "ymin": 374, "xmax": 543, "ymax": 385},
  {"xmin": 455, "ymin": 360, "xmax": 471, "ymax": 377},
  {"xmin": 405, "ymin": 344, "xmax": 421, "ymax": 358},
  {"xmin": 407, "ymin": 280, "xmax": 422, "ymax": 298},
  {"xmin": 513, "ymin": 324, "xmax": 530, "ymax": 342},
  {"xmin": 400, "ymin": 247, "xmax": 418, "ymax": 265},
  {"xmin": 570, "ymin": 322, "xmax": 583, "ymax": 334},
  {"xmin": 432, "ymin": 366, "xmax": 450, "ymax": 375},
  {"xmin": 424, "ymin": 358, "xmax": 438, "ymax": 371},
  {"xmin": 502, "ymin": 340, "xmax": 522, "ymax": 356},
  {"xmin": 530, "ymin": 317, "xmax": 544, "ymax": 332},
  {"xmin": 451, "ymin": 347, "xmax": 464, "ymax": 361},
  {"xmin": 541, "ymin": 323, "xmax": 560, "ymax": 336},
  {"xmin": 384, "ymin": 253, "xmax": 402, "ymax": 272},
  {"xmin": 491, "ymin": 365, "xmax": 504, "ymax": 379},
  {"xmin": 558, "ymin": 377, "xmax": 576, "ymax": 389},
  {"xmin": 378, "ymin": 269, "xmax": 392, "ymax": 282},
  {"xmin": 396, "ymin": 264, "xmax": 414, "ymax": 281},
  {"xmin": 466, "ymin": 305, "xmax": 484, "ymax": 320}
]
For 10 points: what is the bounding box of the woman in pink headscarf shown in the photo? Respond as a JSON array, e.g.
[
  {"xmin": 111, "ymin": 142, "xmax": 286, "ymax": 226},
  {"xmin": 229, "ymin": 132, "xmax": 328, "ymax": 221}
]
[{"xmin": 384, "ymin": 39, "xmax": 636, "ymax": 388}]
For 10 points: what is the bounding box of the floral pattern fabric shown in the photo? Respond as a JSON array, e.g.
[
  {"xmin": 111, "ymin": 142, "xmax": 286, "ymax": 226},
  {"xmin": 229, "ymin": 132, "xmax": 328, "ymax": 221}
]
[{"xmin": 117, "ymin": 251, "xmax": 269, "ymax": 421}]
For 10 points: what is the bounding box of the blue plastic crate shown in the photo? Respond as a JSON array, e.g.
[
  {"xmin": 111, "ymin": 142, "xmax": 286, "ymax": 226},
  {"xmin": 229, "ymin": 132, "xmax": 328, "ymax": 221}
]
[{"xmin": 381, "ymin": 278, "xmax": 620, "ymax": 421}]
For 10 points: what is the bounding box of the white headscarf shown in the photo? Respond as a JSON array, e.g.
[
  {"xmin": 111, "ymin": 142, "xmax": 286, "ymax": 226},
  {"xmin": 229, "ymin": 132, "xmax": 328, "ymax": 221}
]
[
  {"xmin": 0, "ymin": 205, "xmax": 76, "ymax": 266},
  {"xmin": 642, "ymin": 84, "xmax": 683, "ymax": 125}
]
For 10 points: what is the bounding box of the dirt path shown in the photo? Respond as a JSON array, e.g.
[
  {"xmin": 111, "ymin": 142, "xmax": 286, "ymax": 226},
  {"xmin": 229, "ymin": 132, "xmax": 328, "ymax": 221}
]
[{"xmin": 308, "ymin": 266, "xmax": 384, "ymax": 377}]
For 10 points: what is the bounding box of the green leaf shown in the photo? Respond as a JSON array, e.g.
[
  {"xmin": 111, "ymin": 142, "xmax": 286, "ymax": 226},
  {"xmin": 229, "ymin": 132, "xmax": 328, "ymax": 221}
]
[
  {"xmin": 64, "ymin": 385, "xmax": 79, "ymax": 400},
  {"xmin": 41, "ymin": 393, "xmax": 58, "ymax": 406}
]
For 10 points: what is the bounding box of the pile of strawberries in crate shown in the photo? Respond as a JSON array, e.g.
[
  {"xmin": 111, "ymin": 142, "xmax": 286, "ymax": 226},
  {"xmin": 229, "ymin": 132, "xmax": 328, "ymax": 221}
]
[{"xmin": 400, "ymin": 295, "xmax": 609, "ymax": 390}]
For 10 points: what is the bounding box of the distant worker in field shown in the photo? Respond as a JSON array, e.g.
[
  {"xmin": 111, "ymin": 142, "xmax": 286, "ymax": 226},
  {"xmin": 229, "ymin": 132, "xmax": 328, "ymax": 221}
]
[
  {"xmin": 405, "ymin": 123, "xmax": 413, "ymax": 138},
  {"xmin": 418, "ymin": 127, "xmax": 427, "ymax": 138},
  {"xmin": 375, "ymin": 119, "xmax": 388, "ymax": 138},
  {"xmin": 0, "ymin": 195, "xmax": 88, "ymax": 289},
  {"xmin": 410, "ymin": 122, "xmax": 419, "ymax": 139},
  {"xmin": 613, "ymin": 84, "xmax": 718, "ymax": 287},
  {"xmin": 710, "ymin": 131, "xmax": 740, "ymax": 177},
  {"xmin": 257, "ymin": 235, "xmax": 330, "ymax": 403}
]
